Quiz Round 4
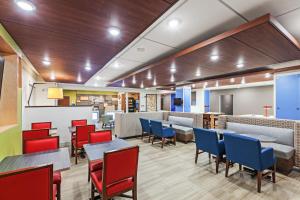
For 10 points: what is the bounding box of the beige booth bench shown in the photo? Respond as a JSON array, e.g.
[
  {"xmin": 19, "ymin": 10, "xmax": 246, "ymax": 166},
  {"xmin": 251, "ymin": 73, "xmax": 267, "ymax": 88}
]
[
  {"xmin": 218, "ymin": 115, "xmax": 300, "ymax": 174},
  {"xmin": 115, "ymin": 111, "xmax": 203, "ymax": 143}
]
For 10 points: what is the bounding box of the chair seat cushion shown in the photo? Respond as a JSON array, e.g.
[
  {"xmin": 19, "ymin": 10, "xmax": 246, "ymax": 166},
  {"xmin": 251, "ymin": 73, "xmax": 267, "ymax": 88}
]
[
  {"xmin": 91, "ymin": 170, "xmax": 134, "ymax": 197},
  {"xmin": 53, "ymin": 171, "xmax": 61, "ymax": 184},
  {"xmin": 172, "ymin": 125, "xmax": 193, "ymax": 135},
  {"xmin": 261, "ymin": 142, "xmax": 295, "ymax": 160},
  {"xmin": 72, "ymin": 140, "xmax": 88, "ymax": 148},
  {"xmin": 89, "ymin": 160, "xmax": 103, "ymax": 172}
]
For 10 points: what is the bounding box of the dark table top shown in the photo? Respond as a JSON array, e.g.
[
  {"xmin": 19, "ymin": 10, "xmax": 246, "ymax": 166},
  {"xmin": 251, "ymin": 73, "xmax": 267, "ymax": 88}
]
[
  {"xmin": 0, "ymin": 147, "xmax": 71, "ymax": 173},
  {"xmin": 83, "ymin": 139, "xmax": 131, "ymax": 161}
]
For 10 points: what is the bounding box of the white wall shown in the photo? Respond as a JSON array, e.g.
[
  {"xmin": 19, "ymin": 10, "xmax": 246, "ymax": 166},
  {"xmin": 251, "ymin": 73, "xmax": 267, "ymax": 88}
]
[
  {"xmin": 23, "ymin": 106, "xmax": 94, "ymax": 143},
  {"xmin": 191, "ymin": 89, "xmax": 204, "ymax": 113}
]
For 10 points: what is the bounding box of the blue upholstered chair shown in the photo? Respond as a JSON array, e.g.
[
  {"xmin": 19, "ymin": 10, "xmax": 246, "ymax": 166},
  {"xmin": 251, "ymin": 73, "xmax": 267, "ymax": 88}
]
[
  {"xmin": 139, "ymin": 118, "xmax": 152, "ymax": 142},
  {"xmin": 193, "ymin": 128, "xmax": 225, "ymax": 174},
  {"xmin": 223, "ymin": 133, "xmax": 276, "ymax": 193},
  {"xmin": 150, "ymin": 120, "xmax": 176, "ymax": 148}
]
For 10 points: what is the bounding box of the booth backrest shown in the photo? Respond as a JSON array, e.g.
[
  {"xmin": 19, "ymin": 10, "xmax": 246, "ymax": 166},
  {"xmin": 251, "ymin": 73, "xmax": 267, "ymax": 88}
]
[
  {"xmin": 226, "ymin": 122, "xmax": 294, "ymax": 146},
  {"xmin": 169, "ymin": 116, "xmax": 193, "ymax": 127}
]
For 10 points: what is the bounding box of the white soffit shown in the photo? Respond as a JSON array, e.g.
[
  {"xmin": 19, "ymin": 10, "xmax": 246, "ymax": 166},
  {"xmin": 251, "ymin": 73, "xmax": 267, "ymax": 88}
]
[
  {"xmin": 120, "ymin": 38, "xmax": 175, "ymax": 63},
  {"xmin": 144, "ymin": 0, "xmax": 245, "ymax": 48},
  {"xmin": 223, "ymin": 0, "xmax": 300, "ymax": 20}
]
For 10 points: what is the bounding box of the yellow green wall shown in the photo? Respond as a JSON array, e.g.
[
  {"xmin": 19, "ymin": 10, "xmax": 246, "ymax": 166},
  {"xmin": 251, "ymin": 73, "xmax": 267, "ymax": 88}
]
[
  {"xmin": 0, "ymin": 89, "xmax": 22, "ymax": 161},
  {"xmin": 63, "ymin": 90, "xmax": 118, "ymax": 105}
]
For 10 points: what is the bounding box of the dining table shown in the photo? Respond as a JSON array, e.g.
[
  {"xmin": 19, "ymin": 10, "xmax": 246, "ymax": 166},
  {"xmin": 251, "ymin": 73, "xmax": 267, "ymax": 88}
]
[
  {"xmin": 0, "ymin": 147, "xmax": 71, "ymax": 173},
  {"xmin": 83, "ymin": 139, "xmax": 131, "ymax": 161}
]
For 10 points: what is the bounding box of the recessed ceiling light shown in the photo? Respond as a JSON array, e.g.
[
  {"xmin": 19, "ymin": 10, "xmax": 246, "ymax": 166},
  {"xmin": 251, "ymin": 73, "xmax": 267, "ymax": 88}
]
[
  {"xmin": 15, "ymin": 0, "xmax": 36, "ymax": 11},
  {"xmin": 168, "ymin": 19, "xmax": 180, "ymax": 29},
  {"xmin": 108, "ymin": 27, "xmax": 120, "ymax": 36},
  {"xmin": 85, "ymin": 62, "xmax": 91, "ymax": 71},
  {"xmin": 265, "ymin": 73, "xmax": 271, "ymax": 78},
  {"xmin": 241, "ymin": 77, "xmax": 246, "ymax": 84},
  {"xmin": 94, "ymin": 83, "xmax": 98, "ymax": 87},
  {"xmin": 50, "ymin": 72, "xmax": 55, "ymax": 80},
  {"xmin": 140, "ymin": 82, "xmax": 144, "ymax": 88},
  {"xmin": 196, "ymin": 72, "xmax": 201, "ymax": 77},
  {"xmin": 215, "ymin": 81, "xmax": 219, "ymax": 87},
  {"xmin": 147, "ymin": 71, "xmax": 152, "ymax": 80},
  {"xmin": 171, "ymin": 87, "xmax": 174, "ymax": 90},
  {"xmin": 170, "ymin": 75, "xmax": 175, "ymax": 82},
  {"xmin": 210, "ymin": 55, "xmax": 219, "ymax": 61},
  {"xmin": 192, "ymin": 84, "xmax": 196, "ymax": 88},
  {"xmin": 122, "ymin": 80, "xmax": 125, "ymax": 87},
  {"xmin": 230, "ymin": 78, "xmax": 235, "ymax": 83},
  {"xmin": 113, "ymin": 62, "xmax": 120, "ymax": 68},
  {"xmin": 236, "ymin": 63, "xmax": 244, "ymax": 68},
  {"xmin": 77, "ymin": 75, "xmax": 82, "ymax": 83},
  {"xmin": 132, "ymin": 76, "xmax": 136, "ymax": 84},
  {"xmin": 42, "ymin": 60, "xmax": 51, "ymax": 66},
  {"xmin": 153, "ymin": 79, "xmax": 157, "ymax": 86},
  {"xmin": 95, "ymin": 76, "xmax": 101, "ymax": 81}
]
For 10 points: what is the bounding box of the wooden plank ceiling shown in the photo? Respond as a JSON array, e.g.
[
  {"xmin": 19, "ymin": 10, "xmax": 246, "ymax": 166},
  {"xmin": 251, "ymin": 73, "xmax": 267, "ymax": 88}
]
[
  {"xmin": 0, "ymin": 0, "xmax": 177, "ymax": 83},
  {"xmin": 108, "ymin": 14, "xmax": 300, "ymax": 88}
]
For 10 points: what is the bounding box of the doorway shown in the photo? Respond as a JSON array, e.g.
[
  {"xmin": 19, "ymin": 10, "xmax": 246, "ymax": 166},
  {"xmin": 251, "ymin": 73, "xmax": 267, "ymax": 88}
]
[{"xmin": 220, "ymin": 94, "xmax": 233, "ymax": 115}]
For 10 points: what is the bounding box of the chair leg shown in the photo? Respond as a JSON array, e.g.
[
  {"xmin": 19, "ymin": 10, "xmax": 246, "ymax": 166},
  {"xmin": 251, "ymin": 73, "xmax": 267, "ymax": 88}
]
[
  {"xmin": 225, "ymin": 159, "xmax": 230, "ymax": 177},
  {"xmin": 57, "ymin": 183, "xmax": 61, "ymax": 200},
  {"xmin": 208, "ymin": 153, "xmax": 211, "ymax": 163},
  {"xmin": 173, "ymin": 135, "xmax": 176, "ymax": 146},
  {"xmin": 91, "ymin": 182, "xmax": 95, "ymax": 200},
  {"xmin": 239, "ymin": 164, "xmax": 242, "ymax": 171},
  {"xmin": 257, "ymin": 171, "xmax": 262, "ymax": 193},
  {"xmin": 75, "ymin": 148, "xmax": 78, "ymax": 165},
  {"xmin": 132, "ymin": 185, "xmax": 137, "ymax": 200},
  {"xmin": 141, "ymin": 132, "xmax": 144, "ymax": 140},
  {"xmin": 272, "ymin": 164, "xmax": 276, "ymax": 183},
  {"xmin": 148, "ymin": 134, "xmax": 151, "ymax": 143},
  {"xmin": 71, "ymin": 143, "xmax": 75, "ymax": 157},
  {"xmin": 151, "ymin": 136, "xmax": 155, "ymax": 145},
  {"xmin": 88, "ymin": 165, "xmax": 90, "ymax": 182},
  {"xmin": 161, "ymin": 138, "xmax": 165, "ymax": 148},
  {"xmin": 216, "ymin": 156, "xmax": 220, "ymax": 174},
  {"xmin": 195, "ymin": 149, "xmax": 199, "ymax": 164}
]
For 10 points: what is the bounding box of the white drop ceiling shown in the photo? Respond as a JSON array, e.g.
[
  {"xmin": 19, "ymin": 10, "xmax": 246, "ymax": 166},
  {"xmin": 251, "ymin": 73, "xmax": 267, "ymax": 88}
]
[{"xmin": 85, "ymin": 0, "xmax": 300, "ymax": 88}]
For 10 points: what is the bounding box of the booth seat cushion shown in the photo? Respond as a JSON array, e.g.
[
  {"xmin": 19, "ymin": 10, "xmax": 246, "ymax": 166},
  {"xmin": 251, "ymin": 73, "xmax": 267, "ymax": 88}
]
[
  {"xmin": 168, "ymin": 116, "xmax": 193, "ymax": 128},
  {"xmin": 261, "ymin": 142, "xmax": 295, "ymax": 160},
  {"xmin": 226, "ymin": 122, "xmax": 294, "ymax": 146},
  {"xmin": 172, "ymin": 125, "xmax": 193, "ymax": 135}
]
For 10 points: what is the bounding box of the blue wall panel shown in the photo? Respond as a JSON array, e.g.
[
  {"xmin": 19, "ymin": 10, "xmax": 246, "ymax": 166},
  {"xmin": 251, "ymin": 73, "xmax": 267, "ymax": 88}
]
[
  {"xmin": 171, "ymin": 93, "xmax": 176, "ymax": 112},
  {"xmin": 183, "ymin": 87, "xmax": 191, "ymax": 112},
  {"xmin": 175, "ymin": 88, "xmax": 183, "ymax": 112},
  {"xmin": 276, "ymin": 74, "xmax": 300, "ymax": 120},
  {"xmin": 204, "ymin": 90, "xmax": 210, "ymax": 112}
]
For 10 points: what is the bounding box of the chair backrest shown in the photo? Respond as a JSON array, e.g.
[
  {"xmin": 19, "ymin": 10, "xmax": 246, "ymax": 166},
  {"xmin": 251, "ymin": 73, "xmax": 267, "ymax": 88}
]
[
  {"xmin": 103, "ymin": 146, "xmax": 139, "ymax": 189},
  {"xmin": 76, "ymin": 125, "xmax": 94, "ymax": 143},
  {"xmin": 150, "ymin": 120, "xmax": 162, "ymax": 137},
  {"xmin": 89, "ymin": 130, "xmax": 112, "ymax": 144},
  {"xmin": 139, "ymin": 118, "xmax": 151, "ymax": 133},
  {"xmin": 23, "ymin": 136, "xmax": 59, "ymax": 154},
  {"xmin": 223, "ymin": 133, "xmax": 262, "ymax": 170},
  {"xmin": 193, "ymin": 128, "xmax": 220, "ymax": 155},
  {"xmin": 71, "ymin": 119, "xmax": 87, "ymax": 127},
  {"xmin": 22, "ymin": 129, "xmax": 50, "ymax": 140},
  {"xmin": 31, "ymin": 122, "xmax": 52, "ymax": 130},
  {"xmin": 0, "ymin": 164, "xmax": 53, "ymax": 200}
]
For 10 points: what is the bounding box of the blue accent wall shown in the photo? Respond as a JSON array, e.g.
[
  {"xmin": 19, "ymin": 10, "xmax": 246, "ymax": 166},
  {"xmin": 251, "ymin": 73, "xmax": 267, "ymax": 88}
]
[
  {"xmin": 204, "ymin": 90, "xmax": 210, "ymax": 112},
  {"xmin": 175, "ymin": 88, "xmax": 183, "ymax": 112},
  {"xmin": 171, "ymin": 93, "xmax": 176, "ymax": 111},
  {"xmin": 276, "ymin": 74, "xmax": 300, "ymax": 120}
]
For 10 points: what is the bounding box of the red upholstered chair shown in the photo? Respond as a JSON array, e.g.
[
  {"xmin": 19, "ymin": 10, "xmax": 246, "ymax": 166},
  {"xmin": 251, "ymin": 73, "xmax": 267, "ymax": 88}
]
[
  {"xmin": 32, "ymin": 122, "xmax": 52, "ymax": 130},
  {"xmin": 88, "ymin": 130, "xmax": 112, "ymax": 182},
  {"xmin": 23, "ymin": 136, "xmax": 61, "ymax": 200},
  {"xmin": 0, "ymin": 164, "xmax": 56, "ymax": 200},
  {"xmin": 71, "ymin": 119, "xmax": 87, "ymax": 127},
  {"xmin": 90, "ymin": 146, "xmax": 139, "ymax": 200},
  {"xmin": 22, "ymin": 129, "xmax": 50, "ymax": 141},
  {"xmin": 73, "ymin": 125, "xmax": 95, "ymax": 164}
]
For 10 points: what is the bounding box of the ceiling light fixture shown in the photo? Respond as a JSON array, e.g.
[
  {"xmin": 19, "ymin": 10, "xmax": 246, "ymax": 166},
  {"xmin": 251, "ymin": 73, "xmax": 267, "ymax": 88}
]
[
  {"xmin": 153, "ymin": 79, "xmax": 157, "ymax": 86},
  {"xmin": 95, "ymin": 76, "xmax": 101, "ymax": 81},
  {"xmin": 265, "ymin": 73, "xmax": 271, "ymax": 78},
  {"xmin": 140, "ymin": 82, "xmax": 144, "ymax": 89},
  {"xmin": 42, "ymin": 60, "xmax": 51, "ymax": 66},
  {"xmin": 15, "ymin": 0, "xmax": 36, "ymax": 11},
  {"xmin": 94, "ymin": 83, "xmax": 98, "ymax": 87},
  {"xmin": 170, "ymin": 75, "xmax": 175, "ymax": 82},
  {"xmin": 77, "ymin": 75, "xmax": 82, "ymax": 83},
  {"xmin": 195, "ymin": 71, "xmax": 201, "ymax": 77},
  {"xmin": 236, "ymin": 63, "xmax": 244, "ymax": 68},
  {"xmin": 122, "ymin": 80, "xmax": 125, "ymax": 87},
  {"xmin": 210, "ymin": 55, "xmax": 219, "ymax": 61},
  {"xmin": 215, "ymin": 81, "xmax": 219, "ymax": 87},
  {"xmin": 132, "ymin": 76, "xmax": 136, "ymax": 84},
  {"xmin": 85, "ymin": 63, "xmax": 91, "ymax": 71},
  {"xmin": 241, "ymin": 77, "xmax": 246, "ymax": 84},
  {"xmin": 147, "ymin": 71, "xmax": 152, "ymax": 80},
  {"xmin": 168, "ymin": 19, "xmax": 180, "ymax": 29},
  {"xmin": 50, "ymin": 72, "xmax": 56, "ymax": 80},
  {"xmin": 192, "ymin": 84, "xmax": 196, "ymax": 88},
  {"xmin": 108, "ymin": 27, "xmax": 120, "ymax": 36},
  {"xmin": 113, "ymin": 62, "xmax": 120, "ymax": 68},
  {"xmin": 230, "ymin": 78, "xmax": 235, "ymax": 83}
]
